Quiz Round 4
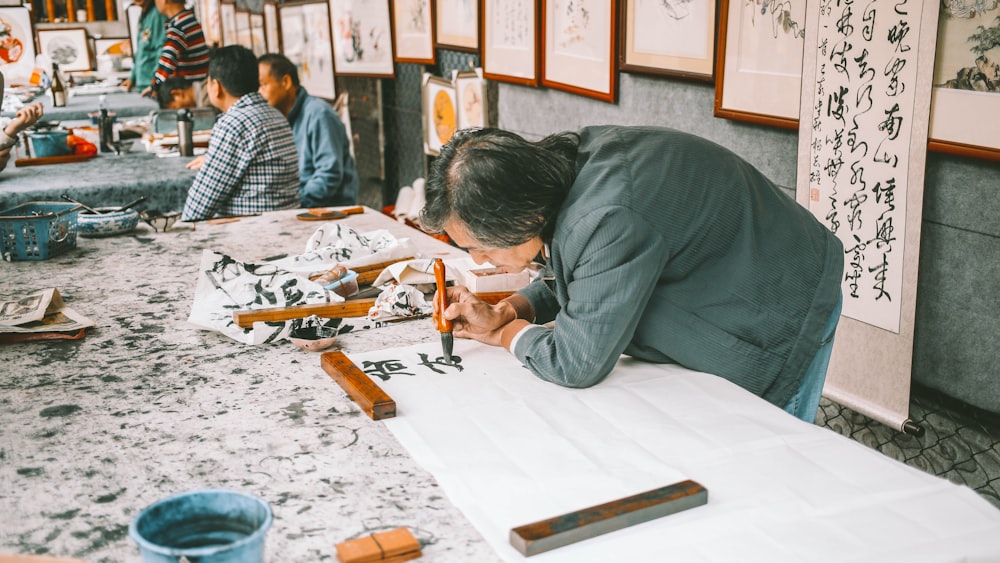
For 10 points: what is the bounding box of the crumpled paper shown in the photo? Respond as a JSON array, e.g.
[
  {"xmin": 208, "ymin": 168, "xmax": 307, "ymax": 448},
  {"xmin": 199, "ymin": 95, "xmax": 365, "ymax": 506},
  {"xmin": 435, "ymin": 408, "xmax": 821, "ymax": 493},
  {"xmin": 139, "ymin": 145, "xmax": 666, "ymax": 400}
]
[
  {"xmin": 367, "ymin": 282, "xmax": 433, "ymax": 321},
  {"xmin": 269, "ymin": 223, "xmax": 414, "ymax": 274},
  {"xmin": 371, "ymin": 258, "xmax": 459, "ymax": 289},
  {"xmin": 188, "ymin": 249, "xmax": 342, "ymax": 345}
]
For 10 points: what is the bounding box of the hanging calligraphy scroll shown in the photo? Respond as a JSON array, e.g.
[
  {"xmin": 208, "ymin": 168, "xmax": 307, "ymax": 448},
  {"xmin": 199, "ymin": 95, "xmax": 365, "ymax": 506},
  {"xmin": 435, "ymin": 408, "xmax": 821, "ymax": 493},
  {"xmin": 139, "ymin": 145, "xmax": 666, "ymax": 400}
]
[{"xmin": 795, "ymin": 0, "xmax": 940, "ymax": 432}]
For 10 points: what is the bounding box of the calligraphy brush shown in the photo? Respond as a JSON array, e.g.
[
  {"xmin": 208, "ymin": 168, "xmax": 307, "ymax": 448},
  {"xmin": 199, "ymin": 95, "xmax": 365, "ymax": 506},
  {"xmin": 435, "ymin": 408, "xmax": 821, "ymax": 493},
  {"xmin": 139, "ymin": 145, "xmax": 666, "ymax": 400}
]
[{"xmin": 433, "ymin": 258, "xmax": 453, "ymax": 364}]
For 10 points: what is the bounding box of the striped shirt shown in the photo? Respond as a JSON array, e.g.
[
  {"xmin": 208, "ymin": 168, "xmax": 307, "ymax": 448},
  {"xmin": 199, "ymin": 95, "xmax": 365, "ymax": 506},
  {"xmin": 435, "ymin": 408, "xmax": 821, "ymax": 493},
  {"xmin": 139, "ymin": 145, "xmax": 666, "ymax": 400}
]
[
  {"xmin": 153, "ymin": 9, "xmax": 210, "ymax": 86},
  {"xmin": 181, "ymin": 92, "xmax": 301, "ymax": 221}
]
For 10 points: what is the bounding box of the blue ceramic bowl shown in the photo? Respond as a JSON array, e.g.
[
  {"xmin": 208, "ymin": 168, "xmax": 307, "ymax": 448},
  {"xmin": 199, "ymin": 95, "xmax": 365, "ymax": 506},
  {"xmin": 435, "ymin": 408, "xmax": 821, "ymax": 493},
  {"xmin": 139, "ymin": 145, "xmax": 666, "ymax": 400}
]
[
  {"xmin": 77, "ymin": 207, "xmax": 140, "ymax": 237},
  {"xmin": 28, "ymin": 130, "xmax": 72, "ymax": 157}
]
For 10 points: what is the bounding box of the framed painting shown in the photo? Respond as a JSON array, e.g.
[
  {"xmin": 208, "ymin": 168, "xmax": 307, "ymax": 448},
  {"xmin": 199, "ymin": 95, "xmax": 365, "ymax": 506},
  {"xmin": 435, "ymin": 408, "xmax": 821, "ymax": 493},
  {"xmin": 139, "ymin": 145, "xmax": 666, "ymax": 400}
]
[
  {"xmin": 280, "ymin": 1, "xmax": 337, "ymax": 100},
  {"xmin": 928, "ymin": 1, "xmax": 1000, "ymax": 161},
  {"xmin": 235, "ymin": 8, "xmax": 251, "ymax": 48},
  {"xmin": 422, "ymin": 72, "xmax": 456, "ymax": 155},
  {"xmin": 126, "ymin": 3, "xmax": 142, "ymax": 56},
  {"xmin": 220, "ymin": 0, "xmax": 238, "ymax": 46},
  {"xmin": 37, "ymin": 27, "xmax": 91, "ymax": 72},
  {"xmin": 453, "ymin": 68, "xmax": 486, "ymax": 129},
  {"xmin": 329, "ymin": 0, "xmax": 395, "ymax": 77},
  {"xmin": 392, "ymin": 0, "xmax": 435, "ymax": 64},
  {"xmin": 249, "ymin": 12, "xmax": 267, "ymax": 56},
  {"xmin": 198, "ymin": 0, "xmax": 222, "ymax": 47},
  {"xmin": 93, "ymin": 36, "xmax": 130, "ymax": 59},
  {"xmin": 541, "ymin": 0, "xmax": 616, "ymax": 103},
  {"xmin": 620, "ymin": 0, "xmax": 715, "ymax": 81},
  {"xmin": 714, "ymin": 0, "xmax": 806, "ymax": 129},
  {"xmin": 481, "ymin": 0, "xmax": 538, "ymax": 86},
  {"xmin": 436, "ymin": 0, "xmax": 477, "ymax": 51},
  {"xmin": 263, "ymin": 0, "xmax": 280, "ymax": 53},
  {"xmin": 0, "ymin": 6, "xmax": 37, "ymax": 85}
]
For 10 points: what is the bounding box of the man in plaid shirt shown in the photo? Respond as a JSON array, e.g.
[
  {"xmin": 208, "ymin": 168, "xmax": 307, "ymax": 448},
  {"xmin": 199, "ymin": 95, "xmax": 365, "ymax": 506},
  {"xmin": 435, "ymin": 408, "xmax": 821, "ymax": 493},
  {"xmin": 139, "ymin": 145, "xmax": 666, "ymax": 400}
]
[{"xmin": 181, "ymin": 46, "xmax": 300, "ymax": 222}]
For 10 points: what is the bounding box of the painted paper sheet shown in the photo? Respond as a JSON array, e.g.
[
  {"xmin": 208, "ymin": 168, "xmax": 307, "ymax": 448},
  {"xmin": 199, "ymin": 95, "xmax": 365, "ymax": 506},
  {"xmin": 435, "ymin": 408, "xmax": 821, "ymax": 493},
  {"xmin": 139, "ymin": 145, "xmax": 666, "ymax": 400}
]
[{"xmin": 347, "ymin": 341, "xmax": 1000, "ymax": 561}]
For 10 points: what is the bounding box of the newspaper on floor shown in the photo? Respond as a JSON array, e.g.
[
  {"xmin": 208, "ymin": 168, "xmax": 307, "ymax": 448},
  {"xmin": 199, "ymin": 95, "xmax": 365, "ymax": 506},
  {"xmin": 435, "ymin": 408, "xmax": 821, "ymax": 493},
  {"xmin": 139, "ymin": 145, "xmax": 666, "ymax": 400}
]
[{"xmin": 0, "ymin": 287, "xmax": 95, "ymax": 334}]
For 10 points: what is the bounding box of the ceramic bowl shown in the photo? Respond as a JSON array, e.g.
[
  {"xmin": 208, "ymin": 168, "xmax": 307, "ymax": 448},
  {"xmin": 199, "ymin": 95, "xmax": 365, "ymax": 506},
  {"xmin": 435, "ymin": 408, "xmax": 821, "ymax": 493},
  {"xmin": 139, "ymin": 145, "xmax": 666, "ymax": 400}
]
[
  {"xmin": 140, "ymin": 210, "xmax": 181, "ymax": 232},
  {"xmin": 28, "ymin": 130, "xmax": 72, "ymax": 157},
  {"xmin": 288, "ymin": 326, "xmax": 338, "ymax": 352},
  {"xmin": 77, "ymin": 206, "xmax": 140, "ymax": 237}
]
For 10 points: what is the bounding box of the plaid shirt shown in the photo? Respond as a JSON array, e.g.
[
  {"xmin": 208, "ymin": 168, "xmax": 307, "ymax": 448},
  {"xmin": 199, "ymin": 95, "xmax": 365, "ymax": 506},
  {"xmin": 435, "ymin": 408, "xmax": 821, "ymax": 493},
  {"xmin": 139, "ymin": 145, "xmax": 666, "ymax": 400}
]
[{"xmin": 181, "ymin": 92, "xmax": 301, "ymax": 221}]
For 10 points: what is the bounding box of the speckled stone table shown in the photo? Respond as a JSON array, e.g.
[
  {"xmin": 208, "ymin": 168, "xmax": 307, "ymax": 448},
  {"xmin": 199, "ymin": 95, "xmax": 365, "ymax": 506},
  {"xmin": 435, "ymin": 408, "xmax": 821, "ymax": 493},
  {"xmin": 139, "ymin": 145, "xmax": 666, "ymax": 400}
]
[
  {"xmin": 2, "ymin": 92, "xmax": 159, "ymax": 122},
  {"xmin": 0, "ymin": 150, "xmax": 196, "ymax": 213},
  {"xmin": 0, "ymin": 208, "xmax": 500, "ymax": 563}
]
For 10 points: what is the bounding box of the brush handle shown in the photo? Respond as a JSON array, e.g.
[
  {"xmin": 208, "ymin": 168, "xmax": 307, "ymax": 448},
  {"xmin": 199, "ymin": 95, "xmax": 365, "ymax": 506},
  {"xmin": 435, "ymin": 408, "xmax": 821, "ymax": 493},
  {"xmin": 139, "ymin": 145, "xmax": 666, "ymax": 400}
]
[{"xmin": 433, "ymin": 258, "xmax": 453, "ymax": 333}]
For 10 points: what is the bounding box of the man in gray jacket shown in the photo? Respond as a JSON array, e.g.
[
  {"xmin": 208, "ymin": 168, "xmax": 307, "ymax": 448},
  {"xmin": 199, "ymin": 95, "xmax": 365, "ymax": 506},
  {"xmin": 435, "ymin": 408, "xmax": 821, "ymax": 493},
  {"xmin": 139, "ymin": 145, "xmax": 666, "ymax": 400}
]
[{"xmin": 421, "ymin": 126, "xmax": 844, "ymax": 423}]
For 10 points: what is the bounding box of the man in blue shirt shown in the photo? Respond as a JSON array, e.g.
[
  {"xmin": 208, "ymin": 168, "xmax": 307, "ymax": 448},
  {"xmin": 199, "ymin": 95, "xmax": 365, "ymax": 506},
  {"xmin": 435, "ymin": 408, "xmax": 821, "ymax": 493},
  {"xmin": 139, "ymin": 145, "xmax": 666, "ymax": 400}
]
[
  {"xmin": 181, "ymin": 46, "xmax": 300, "ymax": 221},
  {"xmin": 257, "ymin": 53, "xmax": 359, "ymax": 208}
]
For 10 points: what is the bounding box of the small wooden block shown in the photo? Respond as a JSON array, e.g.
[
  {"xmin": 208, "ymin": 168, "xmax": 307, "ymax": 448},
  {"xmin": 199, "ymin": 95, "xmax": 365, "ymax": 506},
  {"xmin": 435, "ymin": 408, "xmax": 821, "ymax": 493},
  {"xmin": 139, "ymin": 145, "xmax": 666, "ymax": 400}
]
[
  {"xmin": 509, "ymin": 479, "xmax": 708, "ymax": 557},
  {"xmin": 321, "ymin": 351, "xmax": 396, "ymax": 420},
  {"xmin": 335, "ymin": 528, "xmax": 421, "ymax": 563},
  {"xmin": 233, "ymin": 299, "xmax": 376, "ymax": 328}
]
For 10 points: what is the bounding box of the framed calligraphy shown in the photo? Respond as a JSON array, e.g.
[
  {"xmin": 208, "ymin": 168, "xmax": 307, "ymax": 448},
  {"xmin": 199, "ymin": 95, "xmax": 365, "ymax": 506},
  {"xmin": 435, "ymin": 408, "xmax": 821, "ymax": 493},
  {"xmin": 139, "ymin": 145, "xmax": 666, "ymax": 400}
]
[
  {"xmin": 481, "ymin": 0, "xmax": 539, "ymax": 86},
  {"xmin": 927, "ymin": 2, "xmax": 1000, "ymax": 161},
  {"xmin": 220, "ymin": 0, "xmax": 238, "ymax": 46},
  {"xmin": 436, "ymin": 0, "xmax": 478, "ymax": 51},
  {"xmin": 452, "ymin": 68, "xmax": 486, "ymax": 129},
  {"xmin": 542, "ymin": 0, "xmax": 617, "ymax": 103},
  {"xmin": 249, "ymin": 12, "xmax": 266, "ymax": 56},
  {"xmin": 795, "ymin": 0, "xmax": 940, "ymax": 431},
  {"xmin": 392, "ymin": 0, "xmax": 435, "ymax": 64},
  {"xmin": 0, "ymin": 6, "xmax": 36, "ymax": 84},
  {"xmin": 263, "ymin": 0, "xmax": 280, "ymax": 54},
  {"xmin": 619, "ymin": 0, "xmax": 715, "ymax": 81},
  {"xmin": 714, "ymin": 0, "xmax": 806, "ymax": 129},
  {"xmin": 280, "ymin": 1, "xmax": 337, "ymax": 100},
  {"xmin": 235, "ymin": 8, "xmax": 251, "ymax": 49},
  {"xmin": 197, "ymin": 0, "xmax": 222, "ymax": 47},
  {"xmin": 329, "ymin": 0, "xmax": 395, "ymax": 77},
  {"xmin": 422, "ymin": 73, "xmax": 457, "ymax": 155}
]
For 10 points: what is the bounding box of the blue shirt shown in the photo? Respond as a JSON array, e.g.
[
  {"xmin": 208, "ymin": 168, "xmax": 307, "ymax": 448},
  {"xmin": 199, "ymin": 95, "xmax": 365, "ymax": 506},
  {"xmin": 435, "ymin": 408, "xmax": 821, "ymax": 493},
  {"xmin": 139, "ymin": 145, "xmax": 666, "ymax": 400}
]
[
  {"xmin": 287, "ymin": 88, "xmax": 359, "ymax": 207},
  {"xmin": 182, "ymin": 92, "xmax": 300, "ymax": 221}
]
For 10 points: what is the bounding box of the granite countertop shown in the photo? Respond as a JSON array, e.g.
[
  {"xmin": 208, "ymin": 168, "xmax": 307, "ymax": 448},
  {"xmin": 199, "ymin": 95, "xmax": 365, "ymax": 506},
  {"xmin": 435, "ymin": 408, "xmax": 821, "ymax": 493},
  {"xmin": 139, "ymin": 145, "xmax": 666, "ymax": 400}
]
[
  {"xmin": 0, "ymin": 150, "xmax": 196, "ymax": 213},
  {"xmin": 0, "ymin": 209, "xmax": 498, "ymax": 562}
]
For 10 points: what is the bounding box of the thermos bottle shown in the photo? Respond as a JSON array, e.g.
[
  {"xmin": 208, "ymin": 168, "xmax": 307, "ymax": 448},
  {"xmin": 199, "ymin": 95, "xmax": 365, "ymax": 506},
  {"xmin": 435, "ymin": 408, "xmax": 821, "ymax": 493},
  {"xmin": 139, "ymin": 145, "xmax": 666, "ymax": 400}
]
[{"xmin": 177, "ymin": 109, "xmax": 194, "ymax": 157}]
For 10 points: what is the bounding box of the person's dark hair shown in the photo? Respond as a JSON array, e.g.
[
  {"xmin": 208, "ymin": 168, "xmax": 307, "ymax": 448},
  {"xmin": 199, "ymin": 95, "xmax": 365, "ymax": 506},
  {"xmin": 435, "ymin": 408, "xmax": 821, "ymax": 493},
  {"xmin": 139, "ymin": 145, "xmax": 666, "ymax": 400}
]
[
  {"xmin": 421, "ymin": 128, "xmax": 579, "ymax": 248},
  {"xmin": 258, "ymin": 53, "xmax": 300, "ymax": 88},
  {"xmin": 208, "ymin": 45, "xmax": 259, "ymax": 97},
  {"xmin": 156, "ymin": 76, "xmax": 191, "ymax": 109}
]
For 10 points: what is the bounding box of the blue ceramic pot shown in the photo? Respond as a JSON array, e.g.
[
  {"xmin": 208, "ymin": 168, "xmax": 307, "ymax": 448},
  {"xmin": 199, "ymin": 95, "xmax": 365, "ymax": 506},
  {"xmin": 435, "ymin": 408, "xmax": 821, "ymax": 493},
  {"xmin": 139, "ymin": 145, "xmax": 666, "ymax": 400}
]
[{"xmin": 28, "ymin": 130, "xmax": 72, "ymax": 157}]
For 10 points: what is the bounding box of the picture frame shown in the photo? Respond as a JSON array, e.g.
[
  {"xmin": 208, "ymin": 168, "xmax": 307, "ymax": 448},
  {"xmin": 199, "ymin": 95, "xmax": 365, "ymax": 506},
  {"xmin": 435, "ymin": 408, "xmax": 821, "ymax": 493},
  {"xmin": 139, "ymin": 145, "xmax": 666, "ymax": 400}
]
[
  {"xmin": 927, "ymin": 2, "xmax": 1000, "ymax": 161},
  {"xmin": 125, "ymin": 3, "xmax": 142, "ymax": 56},
  {"xmin": 93, "ymin": 36, "xmax": 130, "ymax": 59},
  {"xmin": 263, "ymin": 0, "xmax": 280, "ymax": 53},
  {"xmin": 328, "ymin": 0, "xmax": 395, "ymax": 78},
  {"xmin": 249, "ymin": 12, "xmax": 266, "ymax": 56},
  {"xmin": 280, "ymin": 1, "xmax": 336, "ymax": 100},
  {"xmin": 452, "ymin": 67, "xmax": 486, "ymax": 129},
  {"xmin": 198, "ymin": 0, "xmax": 223, "ymax": 47},
  {"xmin": 235, "ymin": 8, "xmax": 251, "ymax": 48},
  {"xmin": 37, "ymin": 27, "xmax": 91, "ymax": 72},
  {"xmin": 0, "ymin": 6, "xmax": 37, "ymax": 85},
  {"xmin": 220, "ymin": 0, "xmax": 238, "ymax": 47},
  {"xmin": 481, "ymin": 0, "xmax": 538, "ymax": 87},
  {"xmin": 619, "ymin": 0, "xmax": 715, "ymax": 81},
  {"xmin": 435, "ymin": 0, "xmax": 477, "ymax": 51},
  {"xmin": 541, "ymin": 0, "xmax": 616, "ymax": 103},
  {"xmin": 422, "ymin": 72, "xmax": 457, "ymax": 155},
  {"xmin": 391, "ymin": 0, "xmax": 435, "ymax": 64},
  {"xmin": 713, "ymin": 0, "xmax": 806, "ymax": 129}
]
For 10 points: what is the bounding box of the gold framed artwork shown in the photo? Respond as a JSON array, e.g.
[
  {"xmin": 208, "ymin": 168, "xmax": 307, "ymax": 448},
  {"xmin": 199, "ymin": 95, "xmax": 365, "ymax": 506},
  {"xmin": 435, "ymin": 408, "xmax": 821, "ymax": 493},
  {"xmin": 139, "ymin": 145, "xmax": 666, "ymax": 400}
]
[
  {"xmin": 392, "ymin": 0, "xmax": 435, "ymax": 64},
  {"xmin": 435, "ymin": 0, "xmax": 478, "ymax": 51},
  {"xmin": 0, "ymin": 6, "xmax": 36, "ymax": 84},
  {"xmin": 452, "ymin": 68, "xmax": 486, "ymax": 129},
  {"xmin": 329, "ymin": 0, "xmax": 395, "ymax": 78},
  {"xmin": 37, "ymin": 27, "xmax": 92, "ymax": 72},
  {"xmin": 619, "ymin": 0, "xmax": 715, "ymax": 81},
  {"xmin": 928, "ymin": 1, "xmax": 1000, "ymax": 161},
  {"xmin": 422, "ymin": 72, "xmax": 456, "ymax": 155},
  {"xmin": 481, "ymin": 0, "xmax": 538, "ymax": 87},
  {"xmin": 541, "ymin": 0, "xmax": 616, "ymax": 103},
  {"xmin": 714, "ymin": 0, "xmax": 806, "ymax": 129}
]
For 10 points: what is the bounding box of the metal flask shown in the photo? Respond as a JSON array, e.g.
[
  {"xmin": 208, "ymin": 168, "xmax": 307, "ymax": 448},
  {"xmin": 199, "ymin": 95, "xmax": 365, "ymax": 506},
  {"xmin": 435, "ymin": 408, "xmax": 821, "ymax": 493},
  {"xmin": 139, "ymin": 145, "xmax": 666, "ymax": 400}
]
[{"xmin": 177, "ymin": 109, "xmax": 194, "ymax": 157}]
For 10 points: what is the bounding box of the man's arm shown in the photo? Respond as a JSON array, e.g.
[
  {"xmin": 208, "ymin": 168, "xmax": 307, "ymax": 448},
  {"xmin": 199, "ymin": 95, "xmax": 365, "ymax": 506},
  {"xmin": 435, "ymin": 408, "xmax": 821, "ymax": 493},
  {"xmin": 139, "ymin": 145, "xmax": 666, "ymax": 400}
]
[
  {"xmin": 299, "ymin": 110, "xmax": 349, "ymax": 207},
  {"xmin": 181, "ymin": 121, "xmax": 248, "ymax": 221}
]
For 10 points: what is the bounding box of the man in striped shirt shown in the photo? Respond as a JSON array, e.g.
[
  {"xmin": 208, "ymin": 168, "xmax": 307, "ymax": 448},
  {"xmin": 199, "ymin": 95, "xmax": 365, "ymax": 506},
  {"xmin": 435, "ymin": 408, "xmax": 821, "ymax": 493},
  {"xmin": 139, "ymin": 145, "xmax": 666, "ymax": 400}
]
[
  {"xmin": 181, "ymin": 46, "xmax": 300, "ymax": 222},
  {"xmin": 144, "ymin": 0, "xmax": 210, "ymax": 98}
]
